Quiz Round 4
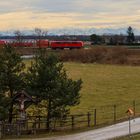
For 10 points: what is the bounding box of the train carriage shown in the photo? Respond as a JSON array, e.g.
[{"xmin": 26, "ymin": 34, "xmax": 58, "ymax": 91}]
[
  {"xmin": 11, "ymin": 42, "xmax": 34, "ymax": 47},
  {"xmin": 0, "ymin": 40, "xmax": 6, "ymax": 47},
  {"xmin": 0, "ymin": 39, "xmax": 84, "ymax": 49},
  {"xmin": 36, "ymin": 40, "xmax": 49, "ymax": 48},
  {"xmin": 50, "ymin": 41, "xmax": 84, "ymax": 49}
]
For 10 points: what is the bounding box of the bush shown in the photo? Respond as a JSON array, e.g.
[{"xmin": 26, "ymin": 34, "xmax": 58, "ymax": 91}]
[
  {"xmin": 105, "ymin": 47, "xmax": 128, "ymax": 64},
  {"xmin": 60, "ymin": 47, "xmax": 128, "ymax": 65}
]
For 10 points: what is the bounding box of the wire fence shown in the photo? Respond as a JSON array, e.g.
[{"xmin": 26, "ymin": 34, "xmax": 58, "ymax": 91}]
[{"xmin": 0, "ymin": 100, "xmax": 140, "ymax": 138}]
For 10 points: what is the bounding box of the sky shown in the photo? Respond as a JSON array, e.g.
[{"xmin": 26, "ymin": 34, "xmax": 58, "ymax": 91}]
[{"xmin": 0, "ymin": 0, "xmax": 140, "ymax": 31}]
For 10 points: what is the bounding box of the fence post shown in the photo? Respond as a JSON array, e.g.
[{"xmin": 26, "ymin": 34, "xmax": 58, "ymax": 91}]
[
  {"xmin": 114, "ymin": 105, "xmax": 116, "ymax": 123},
  {"xmin": 2, "ymin": 122, "xmax": 5, "ymax": 137},
  {"xmin": 32, "ymin": 121, "xmax": 36, "ymax": 135},
  {"xmin": 26, "ymin": 119, "xmax": 28, "ymax": 131},
  {"xmin": 71, "ymin": 115, "xmax": 74, "ymax": 129},
  {"xmin": 0, "ymin": 122, "xmax": 2, "ymax": 139},
  {"xmin": 87, "ymin": 112, "xmax": 91, "ymax": 127},
  {"xmin": 38, "ymin": 116, "xmax": 41, "ymax": 129},
  {"xmin": 133, "ymin": 100, "xmax": 136, "ymax": 116},
  {"xmin": 17, "ymin": 122, "xmax": 21, "ymax": 136},
  {"xmin": 94, "ymin": 109, "xmax": 97, "ymax": 126}
]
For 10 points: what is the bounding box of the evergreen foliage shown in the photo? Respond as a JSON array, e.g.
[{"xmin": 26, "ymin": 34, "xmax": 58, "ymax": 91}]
[
  {"xmin": 0, "ymin": 45, "xmax": 25, "ymax": 122},
  {"xmin": 127, "ymin": 26, "xmax": 135, "ymax": 44},
  {"xmin": 0, "ymin": 46, "xmax": 82, "ymax": 125},
  {"xmin": 26, "ymin": 50, "xmax": 82, "ymax": 129},
  {"xmin": 90, "ymin": 34, "xmax": 103, "ymax": 44}
]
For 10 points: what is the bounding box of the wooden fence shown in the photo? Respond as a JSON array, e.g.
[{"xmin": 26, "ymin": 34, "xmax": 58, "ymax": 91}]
[
  {"xmin": 0, "ymin": 100, "xmax": 140, "ymax": 138},
  {"xmin": 0, "ymin": 112, "xmax": 94, "ymax": 138}
]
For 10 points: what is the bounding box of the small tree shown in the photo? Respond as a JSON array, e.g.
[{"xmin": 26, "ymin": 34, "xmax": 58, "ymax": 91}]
[
  {"xmin": 26, "ymin": 51, "xmax": 82, "ymax": 129},
  {"xmin": 13, "ymin": 30, "xmax": 25, "ymax": 47},
  {"xmin": 0, "ymin": 45, "xmax": 25, "ymax": 123},
  {"xmin": 14, "ymin": 30, "xmax": 24, "ymax": 43},
  {"xmin": 127, "ymin": 26, "xmax": 135, "ymax": 44},
  {"xmin": 90, "ymin": 34, "xmax": 103, "ymax": 44}
]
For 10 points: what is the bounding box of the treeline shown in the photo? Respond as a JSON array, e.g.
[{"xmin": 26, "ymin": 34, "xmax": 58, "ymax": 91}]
[
  {"xmin": 1, "ymin": 27, "xmax": 140, "ymax": 45},
  {"xmin": 90, "ymin": 26, "xmax": 140, "ymax": 45}
]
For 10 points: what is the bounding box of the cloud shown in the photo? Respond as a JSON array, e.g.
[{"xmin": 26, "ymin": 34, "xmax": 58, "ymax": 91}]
[{"xmin": 0, "ymin": 0, "xmax": 140, "ymax": 30}]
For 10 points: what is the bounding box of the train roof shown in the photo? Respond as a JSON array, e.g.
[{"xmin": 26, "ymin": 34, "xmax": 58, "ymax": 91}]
[{"xmin": 50, "ymin": 40, "xmax": 83, "ymax": 42}]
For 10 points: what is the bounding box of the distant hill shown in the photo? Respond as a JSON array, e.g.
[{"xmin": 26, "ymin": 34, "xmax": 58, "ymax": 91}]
[
  {"xmin": 48, "ymin": 28, "xmax": 137, "ymax": 35},
  {"xmin": 0, "ymin": 28, "xmax": 140, "ymax": 36}
]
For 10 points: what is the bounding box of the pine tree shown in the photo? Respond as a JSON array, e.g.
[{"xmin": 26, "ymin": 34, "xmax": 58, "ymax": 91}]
[
  {"xmin": 127, "ymin": 26, "xmax": 135, "ymax": 44},
  {"xmin": 26, "ymin": 50, "xmax": 82, "ymax": 129},
  {"xmin": 90, "ymin": 34, "xmax": 102, "ymax": 44},
  {"xmin": 0, "ymin": 45, "xmax": 25, "ymax": 123}
]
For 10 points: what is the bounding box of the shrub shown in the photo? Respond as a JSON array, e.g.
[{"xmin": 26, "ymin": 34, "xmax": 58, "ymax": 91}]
[{"xmin": 60, "ymin": 47, "xmax": 128, "ymax": 65}]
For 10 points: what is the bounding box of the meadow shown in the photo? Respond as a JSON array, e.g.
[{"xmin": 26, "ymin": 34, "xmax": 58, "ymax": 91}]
[
  {"xmin": 63, "ymin": 63, "xmax": 140, "ymax": 111},
  {"xmin": 64, "ymin": 62, "xmax": 140, "ymax": 125}
]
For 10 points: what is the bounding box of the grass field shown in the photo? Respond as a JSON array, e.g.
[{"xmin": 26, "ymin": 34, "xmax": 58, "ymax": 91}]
[
  {"xmin": 64, "ymin": 63, "xmax": 140, "ymax": 124},
  {"xmin": 24, "ymin": 60, "xmax": 140, "ymax": 124},
  {"xmin": 64, "ymin": 63, "xmax": 140, "ymax": 110}
]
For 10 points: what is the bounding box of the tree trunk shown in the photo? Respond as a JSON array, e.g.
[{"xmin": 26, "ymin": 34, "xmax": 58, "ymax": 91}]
[
  {"xmin": 8, "ymin": 103, "xmax": 13, "ymax": 123},
  {"xmin": 46, "ymin": 99, "xmax": 51, "ymax": 130},
  {"xmin": 8, "ymin": 88, "xmax": 14, "ymax": 123}
]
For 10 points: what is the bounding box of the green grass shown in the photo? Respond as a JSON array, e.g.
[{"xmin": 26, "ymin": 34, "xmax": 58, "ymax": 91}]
[
  {"xmin": 63, "ymin": 63, "xmax": 140, "ymax": 124},
  {"xmin": 64, "ymin": 63, "xmax": 140, "ymax": 110}
]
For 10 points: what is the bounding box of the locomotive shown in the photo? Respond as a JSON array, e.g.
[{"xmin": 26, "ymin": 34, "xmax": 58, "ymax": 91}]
[{"xmin": 0, "ymin": 40, "xmax": 84, "ymax": 49}]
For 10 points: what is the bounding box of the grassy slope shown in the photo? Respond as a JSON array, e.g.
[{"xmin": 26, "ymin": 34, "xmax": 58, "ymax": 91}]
[{"xmin": 64, "ymin": 63, "xmax": 140, "ymax": 120}]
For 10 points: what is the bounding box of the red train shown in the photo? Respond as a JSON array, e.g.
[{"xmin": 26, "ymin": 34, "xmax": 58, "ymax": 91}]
[
  {"xmin": 0, "ymin": 40, "xmax": 84, "ymax": 49},
  {"xmin": 50, "ymin": 41, "xmax": 83, "ymax": 49},
  {"xmin": 11, "ymin": 42, "xmax": 34, "ymax": 47}
]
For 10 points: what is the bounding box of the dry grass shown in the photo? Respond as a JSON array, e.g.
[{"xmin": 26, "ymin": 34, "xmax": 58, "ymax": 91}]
[{"xmin": 60, "ymin": 47, "xmax": 128, "ymax": 64}]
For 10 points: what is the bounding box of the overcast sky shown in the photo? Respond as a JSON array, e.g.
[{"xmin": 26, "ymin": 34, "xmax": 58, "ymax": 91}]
[{"xmin": 0, "ymin": 0, "xmax": 140, "ymax": 31}]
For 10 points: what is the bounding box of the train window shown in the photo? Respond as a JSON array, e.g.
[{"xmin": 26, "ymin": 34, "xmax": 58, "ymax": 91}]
[{"xmin": 52, "ymin": 41, "xmax": 81, "ymax": 44}]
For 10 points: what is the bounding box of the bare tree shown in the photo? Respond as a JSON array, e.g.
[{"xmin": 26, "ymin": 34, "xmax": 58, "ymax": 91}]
[
  {"xmin": 34, "ymin": 28, "xmax": 48, "ymax": 48},
  {"xmin": 14, "ymin": 30, "xmax": 24, "ymax": 47},
  {"xmin": 14, "ymin": 30, "xmax": 24, "ymax": 43}
]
